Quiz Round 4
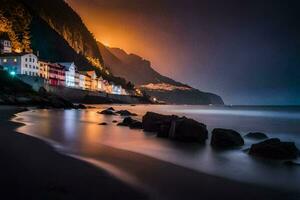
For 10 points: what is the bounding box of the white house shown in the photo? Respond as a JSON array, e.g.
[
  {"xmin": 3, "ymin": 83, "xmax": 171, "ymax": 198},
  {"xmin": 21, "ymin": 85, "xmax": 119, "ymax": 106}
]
[
  {"xmin": 111, "ymin": 83, "xmax": 123, "ymax": 95},
  {"xmin": 0, "ymin": 53, "xmax": 39, "ymax": 76},
  {"xmin": 59, "ymin": 62, "xmax": 77, "ymax": 88}
]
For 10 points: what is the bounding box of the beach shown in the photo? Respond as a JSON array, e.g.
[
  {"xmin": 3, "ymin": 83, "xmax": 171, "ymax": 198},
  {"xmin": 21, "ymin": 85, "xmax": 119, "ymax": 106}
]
[
  {"xmin": 1, "ymin": 106, "xmax": 300, "ymax": 200},
  {"xmin": 0, "ymin": 106, "xmax": 147, "ymax": 200}
]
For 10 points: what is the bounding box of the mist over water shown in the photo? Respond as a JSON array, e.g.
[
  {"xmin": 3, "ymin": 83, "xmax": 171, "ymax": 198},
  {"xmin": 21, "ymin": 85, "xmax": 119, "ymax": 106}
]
[{"xmin": 14, "ymin": 105, "xmax": 300, "ymax": 191}]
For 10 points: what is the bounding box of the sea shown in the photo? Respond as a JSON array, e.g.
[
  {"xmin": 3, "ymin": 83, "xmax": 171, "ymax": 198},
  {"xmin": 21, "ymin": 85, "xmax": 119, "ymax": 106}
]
[{"xmin": 13, "ymin": 105, "xmax": 300, "ymax": 192}]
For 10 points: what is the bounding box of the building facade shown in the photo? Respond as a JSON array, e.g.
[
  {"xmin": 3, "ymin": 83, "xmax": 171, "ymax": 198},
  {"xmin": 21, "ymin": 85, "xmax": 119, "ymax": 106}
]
[
  {"xmin": 0, "ymin": 53, "xmax": 39, "ymax": 76},
  {"xmin": 86, "ymin": 71, "xmax": 98, "ymax": 91},
  {"xmin": 38, "ymin": 60, "xmax": 49, "ymax": 79},
  {"xmin": 111, "ymin": 83, "xmax": 123, "ymax": 95},
  {"xmin": 48, "ymin": 63, "xmax": 65, "ymax": 86},
  {"xmin": 59, "ymin": 62, "xmax": 77, "ymax": 88}
]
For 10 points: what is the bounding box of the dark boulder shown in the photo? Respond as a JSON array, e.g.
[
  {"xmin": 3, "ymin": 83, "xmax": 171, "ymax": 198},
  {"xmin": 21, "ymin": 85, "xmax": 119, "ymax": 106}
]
[
  {"xmin": 112, "ymin": 120, "xmax": 118, "ymax": 123},
  {"xmin": 118, "ymin": 117, "xmax": 134, "ymax": 126},
  {"xmin": 169, "ymin": 117, "xmax": 208, "ymax": 143},
  {"xmin": 116, "ymin": 110, "xmax": 137, "ymax": 116},
  {"xmin": 211, "ymin": 128, "xmax": 244, "ymax": 148},
  {"xmin": 129, "ymin": 121, "xmax": 143, "ymax": 129},
  {"xmin": 245, "ymin": 132, "xmax": 268, "ymax": 140},
  {"xmin": 98, "ymin": 108, "xmax": 116, "ymax": 115},
  {"xmin": 16, "ymin": 107, "xmax": 29, "ymax": 113},
  {"xmin": 249, "ymin": 138, "xmax": 299, "ymax": 160},
  {"xmin": 99, "ymin": 122, "xmax": 108, "ymax": 126},
  {"xmin": 47, "ymin": 96, "xmax": 75, "ymax": 109},
  {"xmin": 157, "ymin": 122, "xmax": 171, "ymax": 138},
  {"xmin": 76, "ymin": 104, "xmax": 87, "ymax": 109},
  {"xmin": 143, "ymin": 112, "xmax": 208, "ymax": 143},
  {"xmin": 107, "ymin": 107, "xmax": 115, "ymax": 111},
  {"xmin": 142, "ymin": 112, "xmax": 174, "ymax": 132},
  {"xmin": 283, "ymin": 161, "xmax": 300, "ymax": 166},
  {"xmin": 118, "ymin": 117, "xmax": 142, "ymax": 129}
]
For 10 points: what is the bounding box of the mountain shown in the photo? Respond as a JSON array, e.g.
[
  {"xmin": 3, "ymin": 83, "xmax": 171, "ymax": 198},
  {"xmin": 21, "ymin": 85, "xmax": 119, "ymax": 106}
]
[
  {"xmin": 20, "ymin": 0, "xmax": 103, "ymax": 67},
  {"xmin": 98, "ymin": 43, "xmax": 224, "ymax": 105},
  {"xmin": 0, "ymin": 0, "xmax": 132, "ymax": 88}
]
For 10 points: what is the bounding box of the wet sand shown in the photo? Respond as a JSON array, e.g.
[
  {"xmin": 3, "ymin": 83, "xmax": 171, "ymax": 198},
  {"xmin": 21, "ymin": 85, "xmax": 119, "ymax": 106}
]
[
  {"xmin": 0, "ymin": 106, "xmax": 147, "ymax": 200},
  {"xmin": 1, "ymin": 106, "xmax": 299, "ymax": 200}
]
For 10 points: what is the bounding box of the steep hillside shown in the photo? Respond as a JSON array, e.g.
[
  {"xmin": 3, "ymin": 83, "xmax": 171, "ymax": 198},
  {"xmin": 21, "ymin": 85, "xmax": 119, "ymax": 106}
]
[
  {"xmin": 0, "ymin": 0, "xmax": 133, "ymax": 88},
  {"xmin": 99, "ymin": 43, "xmax": 224, "ymax": 105},
  {"xmin": 30, "ymin": 15, "xmax": 91, "ymax": 69},
  {"xmin": 98, "ymin": 42, "xmax": 187, "ymax": 87},
  {"xmin": 20, "ymin": 0, "xmax": 103, "ymax": 67},
  {"xmin": 0, "ymin": 0, "xmax": 94, "ymax": 68}
]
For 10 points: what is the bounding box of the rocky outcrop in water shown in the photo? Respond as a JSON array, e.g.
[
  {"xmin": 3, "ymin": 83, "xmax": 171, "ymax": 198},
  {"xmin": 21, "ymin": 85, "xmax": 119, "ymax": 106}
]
[
  {"xmin": 249, "ymin": 138, "xmax": 299, "ymax": 160},
  {"xmin": 117, "ymin": 117, "xmax": 142, "ymax": 129},
  {"xmin": 116, "ymin": 110, "xmax": 137, "ymax": 116},
  {"xmin": 211, "ymin": 129, "xmax": 244, "ymax": 148},
  {"xmin": 142, "ymin": 112, "xmax": 208, "ymax": 143},
  {"xmin": 245, "ymin": 132, "xmax": 268, "ymax": 140},
  {"xmin": 98, "ymin": 108, "xmax": 117, "ymax": 115}
]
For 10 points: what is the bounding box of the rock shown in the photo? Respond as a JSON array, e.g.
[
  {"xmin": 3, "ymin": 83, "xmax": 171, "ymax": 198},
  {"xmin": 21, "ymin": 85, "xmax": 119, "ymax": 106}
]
[
  {"xmin": 117, "ymin": 117, "xmax": 134, "ymax": 126},
  {"xmin": 283, "ymin": 161, "xmax": 300, "ymax": 166},
  {"xmin": 249, "ymin": 138, "xmax": 299, "ymax": 160},
  {"xmin": 17, "ymin": 107, "xmax": 29, "ymax": 113},
  {"xmin": 143, "ymin": 112, "xmax": 208, "ymax": 143},
  {"xmin": 47, "ymin": 96, "xmax": 75, "ymax": 109},
  {"xmin": 117, "ymin": 117, "xmax": 142, "ymax": 129},
  {"xmin": 245, "ymin": 132, "xmax": 268, "ymax": 140},
  {"xmin": 98, "ymin": 108, "xmax": 116, "ymax": 115},
  {"xmin": 116, "ymin": 110, "xmax": 137, "ymax": 116},
  {"xmin": 16, "ymin": 97, "xmax": 31, "ymax": 103},
  {"xmin": 142, "ymin": 112, "xmax": 174, "ymax": 132},
  {"xmin": 169, "ymin": 117, "xmax": 208, "ymax": 143},
  {"xmin": 129, "ymin": 121, "xmax": 143, "ymax": 129},
  {"xmin": 38, "ymin": 87, "xmax": 48, "ymax": 96},
  {"xmin": 157, "ymin": 122, "xmax": 171, "ymax": 138},
  {"xmin": 211, "ymin": 128, "xmax": 244, "ymax": 148},
  {"xmin": 107, "ymin": 107, "xmax": 115, "ymax": 111},
  {"xmin": 98, "ymin": 122, "xmax": 108, "ymax": 126},
  {"xmin": 112, "ymin": 120, "xmax": 118, "ymax": 123},
  {"xmin": 76, "ymin": 104, "xmax": 87, "ymax": 109}
]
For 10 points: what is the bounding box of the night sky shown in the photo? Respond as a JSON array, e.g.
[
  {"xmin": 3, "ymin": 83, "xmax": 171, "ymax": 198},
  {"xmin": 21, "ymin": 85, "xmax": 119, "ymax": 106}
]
[{"xmin": 67, "ymin": 0, "xmax": 300, "ymax": 105}]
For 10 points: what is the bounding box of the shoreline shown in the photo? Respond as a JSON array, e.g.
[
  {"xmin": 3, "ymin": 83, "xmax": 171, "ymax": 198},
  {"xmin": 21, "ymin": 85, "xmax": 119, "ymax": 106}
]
[
  {"xmin": 1, "ymin": 106, "xmax": 300, "ymax": 200},
  {"xmin": 0, "ymin": 106, "xmax": 148, "ymax": 200}
]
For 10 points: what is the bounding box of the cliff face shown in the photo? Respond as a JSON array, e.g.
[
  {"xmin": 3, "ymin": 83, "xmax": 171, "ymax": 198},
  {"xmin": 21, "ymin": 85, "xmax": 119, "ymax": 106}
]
[
  {"xmin": 99, "ymin": 42, "xmax": 224, "ymax": 105},
  {"xmin": 98, "ymin": 43, "xmax": 187, "ymax": 87},
  {"xmin": 0, "ymin": 0, "xmax": 99, "ymax": 68},
  {"xmin": 20, "ymin": 0, "xmax": 103, "ymax": 67},
  {"xmin": 0, "ymin": 0, "xmax": 132, "ymax": 87},
  {"xmin": 0, "ymin": 0, "xmax": 32, "ymax": 53}
]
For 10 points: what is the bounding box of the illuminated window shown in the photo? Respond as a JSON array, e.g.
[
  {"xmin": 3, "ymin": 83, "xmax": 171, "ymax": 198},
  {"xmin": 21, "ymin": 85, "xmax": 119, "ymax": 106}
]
[
  {"xmin": 3, "ymin": 59, "xmax": 7, "ymax": 63},
  {"xmin": 14, "ymin": 58, "xmax": 17, "ymax": 62}
]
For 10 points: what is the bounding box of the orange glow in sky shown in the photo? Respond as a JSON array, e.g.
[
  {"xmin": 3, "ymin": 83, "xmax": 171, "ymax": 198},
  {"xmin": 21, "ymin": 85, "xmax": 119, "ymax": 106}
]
[{"xmin": 66, "ymin": 0, "xmax": 186, "ymax": 79}]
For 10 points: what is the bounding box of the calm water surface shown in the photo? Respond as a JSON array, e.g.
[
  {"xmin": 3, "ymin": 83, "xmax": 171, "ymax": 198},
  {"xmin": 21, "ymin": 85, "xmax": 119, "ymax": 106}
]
[{"xmin": 14, "ymin": 105, "xmax": 300, "ymax": 191}]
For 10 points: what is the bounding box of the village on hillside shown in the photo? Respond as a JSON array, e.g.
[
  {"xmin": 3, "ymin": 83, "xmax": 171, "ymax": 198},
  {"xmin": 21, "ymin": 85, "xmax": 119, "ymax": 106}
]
[{"xmin": 0, "ymin": 32, "xmax": 134, "ymax": 96}]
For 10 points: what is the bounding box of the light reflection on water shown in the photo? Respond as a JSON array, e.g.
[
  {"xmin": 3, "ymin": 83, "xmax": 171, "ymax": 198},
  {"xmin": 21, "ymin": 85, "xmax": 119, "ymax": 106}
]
[{"xmin": 14, "ymin": 105, "xmax": 300, "ymax": 191}]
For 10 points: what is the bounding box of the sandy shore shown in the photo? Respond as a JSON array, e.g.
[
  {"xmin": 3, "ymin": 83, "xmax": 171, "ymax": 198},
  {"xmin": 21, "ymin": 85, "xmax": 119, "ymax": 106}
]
[
  {"xmin": 0, "ymin": 106, "xmax": 147, "ymax": 200},
  {"xmin": 1, "ymin": 106, "xmax": 299, "ymax": 200}
]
